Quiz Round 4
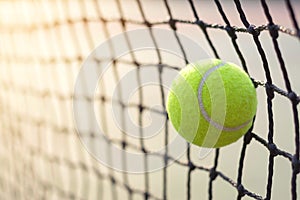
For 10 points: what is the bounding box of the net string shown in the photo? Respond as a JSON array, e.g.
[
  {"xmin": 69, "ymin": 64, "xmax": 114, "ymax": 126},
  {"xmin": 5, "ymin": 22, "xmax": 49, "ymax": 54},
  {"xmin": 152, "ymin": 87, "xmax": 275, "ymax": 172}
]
[{"xmin": 0, "ymin": 0, "xmax": 299, "ymax": 200}]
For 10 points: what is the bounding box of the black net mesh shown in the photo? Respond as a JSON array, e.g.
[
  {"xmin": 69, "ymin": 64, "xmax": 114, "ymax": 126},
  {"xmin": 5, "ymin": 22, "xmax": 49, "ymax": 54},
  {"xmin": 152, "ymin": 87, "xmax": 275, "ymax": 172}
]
[{"xmin": 0, "ymin": 0, "xmax": 299, "ymax": 200}]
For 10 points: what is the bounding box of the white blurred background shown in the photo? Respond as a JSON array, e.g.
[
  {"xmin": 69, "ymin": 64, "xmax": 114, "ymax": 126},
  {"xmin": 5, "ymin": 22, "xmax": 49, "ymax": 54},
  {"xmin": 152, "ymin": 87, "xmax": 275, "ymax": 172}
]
[{"xmin": 0, "ymin": 0, "xmax": 299, "ymax": 200}]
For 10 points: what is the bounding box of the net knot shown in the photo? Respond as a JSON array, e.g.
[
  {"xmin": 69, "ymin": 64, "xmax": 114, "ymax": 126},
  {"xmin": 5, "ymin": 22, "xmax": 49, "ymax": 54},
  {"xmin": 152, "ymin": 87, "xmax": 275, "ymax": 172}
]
[
  {"xmin": 119, "ymin": 100, "xmax": 126, "ymax": 109},
  {"xmin": 138, "ymin": 104, "xmax": 144, "ymax": 113},
  {"xmin": 133, "ymin": 61, "xmax": 140, "ymax": 67},
  {"xmin": 268, "ymin": 143, "xmax": 279, "ymax": 157},
  {"xmin": 268, "ymin": 24, "xmax": 279, "ymax": 39},
  {"xmin": 69, "ymin": 194, "xmax": 76, "ymax": 199},
  {"xmin": 66, "ymin": 19, "xmax": 72, "ymax": 24},
  {"xmin": 237, "ymin": 184, "xmax": 246, "ymax": 197},
  {"xmin": 225, "ymin": 25, "xmax": 237, "ymax": 39},
  {"xmin": 195, "ymin": 20, "xmax": 205, "ymax": 29},
  {"xmin": 292, "ymin": 155, "xmax": 300, "ymax": 174},
  {"xmin": 209, "ymin": 169, "xmax": 218, "ymax": 181},
  {"xmin": 244, "ymin": 131, "xmax": 253, "ymax": 144},
  {"xmin": 121, "ymin": 141, "xmax": 127, "ymax": 149},
  {"xmin": 125, "ymin": 185, "xmax": 133, "ymax": 194},
  {"xmin": 188, "ymin": 161, "xmax": 196, "ymax": 171},
  {"xmin": 144, "ymin": 21, "xmax": 152, "ymax": 28},
  {"xmin": 93, "ymin": 167, "xmax": 103, "ymax": 179},
  {"xmin": 247, "ymin": 25, "xmax": 260, "ymax": 37},
  {"xmin": 82, "ymin": 17, "xmax": 88, "ymax": 23},
  {"xmin": 110, "ymin": 177, "xmax": 116, "ymax": 184},
  {"xmin": 120, "ymin": 18, "xmax": 126, "ymax": 27},
  {"xmin": 141, "ymin": 147, "xmax": 148, "ymax": 154},
  {"xmin": 168, "ymin": 18, "xmax": 177, "ymax": 30},
  {"xmin": 288, "ymin": 91, "xmax": 299, "ymax": 105},
  {"xmin": 265, "ymin": 82, "xmax": 275, "ymax": 99},
  {"xmin": 144, "ymin": 192, "xmax": 150, "ymax": 199},
  {"xmin": 90, "ymin": 132, "xmax": 96, "ymax": 138},
  {"xmin": 100, "ymin": 17, "xmax": 107, "ymax": 23},
  {"xmin": 164, "ymin": 154, "xmax": 169, "ymax": 164},
  {"xmin": 100, "ymin": 95, "xmax": 106, "ymax": 102},
  {"xmin": 158, "ymin": 63, "xmax": 164, "ymax": 73},
  {"xmin": 77, "ymin": 56, "xmax": 83, "ymax": 62},
  {"xmin": 78, "ymin": 162, "xmax": 88, "ymax": 171},
  {"xmin": 251, "ymin": 78, "xmax": 259, "ymax": 88}
]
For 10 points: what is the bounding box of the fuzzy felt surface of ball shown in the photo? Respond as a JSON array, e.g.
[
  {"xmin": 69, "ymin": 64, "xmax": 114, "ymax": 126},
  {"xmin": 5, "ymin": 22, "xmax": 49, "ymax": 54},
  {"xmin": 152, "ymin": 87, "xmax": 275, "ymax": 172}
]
[{"xmin": 166, "ymin": 59, "xmax": 257, "ymax": 148}]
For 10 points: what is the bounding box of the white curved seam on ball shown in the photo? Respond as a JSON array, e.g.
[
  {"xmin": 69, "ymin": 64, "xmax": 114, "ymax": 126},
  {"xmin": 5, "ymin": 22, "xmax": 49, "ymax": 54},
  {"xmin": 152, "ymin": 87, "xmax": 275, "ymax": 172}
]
[{"xmin": 197, "ymin": 62, "xmax": 251, "ymax": 132}]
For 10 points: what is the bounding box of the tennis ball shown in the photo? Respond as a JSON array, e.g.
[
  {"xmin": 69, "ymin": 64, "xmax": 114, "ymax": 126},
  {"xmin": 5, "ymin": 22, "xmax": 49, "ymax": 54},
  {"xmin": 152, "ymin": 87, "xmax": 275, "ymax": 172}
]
[{"xmin": 166, "ymin": 59, "xmax": 257, "ymax": 148}]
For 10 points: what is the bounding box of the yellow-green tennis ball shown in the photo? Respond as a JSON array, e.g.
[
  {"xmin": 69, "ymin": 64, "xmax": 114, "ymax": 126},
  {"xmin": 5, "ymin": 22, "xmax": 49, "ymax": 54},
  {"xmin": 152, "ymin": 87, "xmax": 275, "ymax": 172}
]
[{"xmin": 166, "ymin": 59, "xmax": 257, "ymax": 148}]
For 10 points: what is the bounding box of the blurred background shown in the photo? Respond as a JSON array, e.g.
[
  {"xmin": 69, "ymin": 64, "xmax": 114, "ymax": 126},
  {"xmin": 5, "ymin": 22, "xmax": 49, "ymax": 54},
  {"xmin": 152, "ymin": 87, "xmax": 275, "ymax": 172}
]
[{"xmin": 0, "ymin": 0, "xmax": 299, "ymax": 200}]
